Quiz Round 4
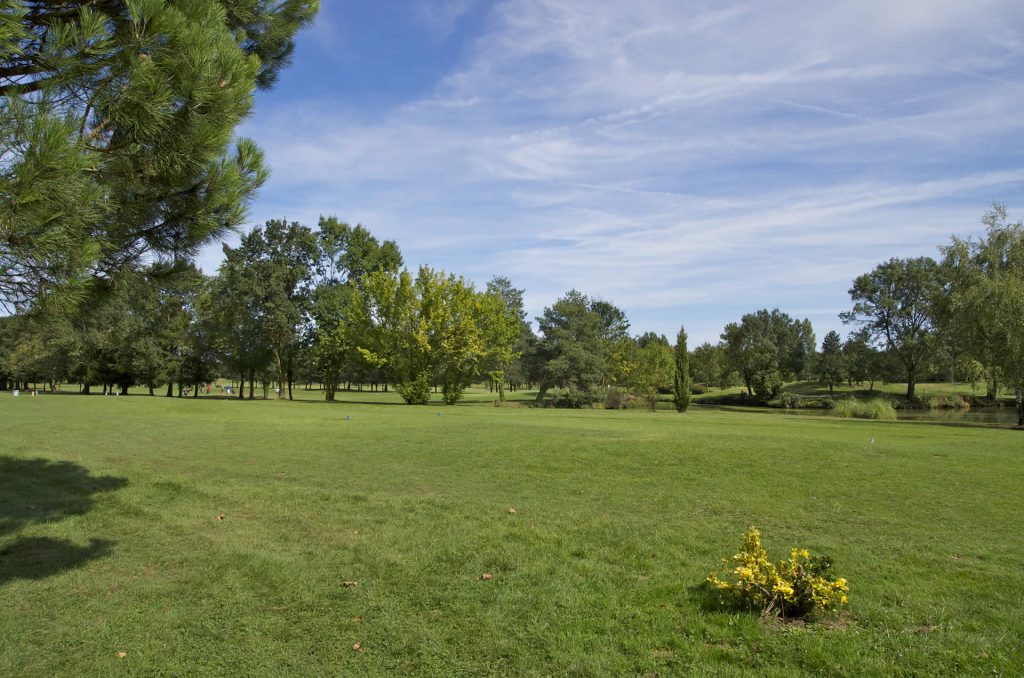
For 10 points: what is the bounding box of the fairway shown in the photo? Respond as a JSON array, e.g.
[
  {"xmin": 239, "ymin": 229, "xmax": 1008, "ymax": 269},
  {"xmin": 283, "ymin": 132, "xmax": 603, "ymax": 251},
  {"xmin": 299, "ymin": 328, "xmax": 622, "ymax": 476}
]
[{"xmin": 1, "ymin": 394, "xmax": 1022, "ymax": 676}]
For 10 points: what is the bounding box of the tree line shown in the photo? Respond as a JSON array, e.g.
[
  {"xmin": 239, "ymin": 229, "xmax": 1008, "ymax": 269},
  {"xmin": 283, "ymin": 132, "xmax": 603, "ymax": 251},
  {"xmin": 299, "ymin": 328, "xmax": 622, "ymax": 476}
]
[
  {"xmin": 689, "ymin": 206, "xmax": 1024, "ymax": 424},
  {"xmin": 0, "ymin": 214, "xmax": 688, "ymax": 410},
  {"xmin": 0, "ymin": 4, "xmax": 1020, "ymax": 422},
  {"xmin": 4, "ymin": 206, "xmax": 1022, "ymax": 425}
]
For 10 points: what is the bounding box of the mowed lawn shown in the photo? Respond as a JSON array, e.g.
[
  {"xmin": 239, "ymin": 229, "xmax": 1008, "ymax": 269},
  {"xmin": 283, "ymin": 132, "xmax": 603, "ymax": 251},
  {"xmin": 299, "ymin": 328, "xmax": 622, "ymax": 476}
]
[{"xmin": 1, "ymin": 394, "xmax": 1021, "ymax": 676}]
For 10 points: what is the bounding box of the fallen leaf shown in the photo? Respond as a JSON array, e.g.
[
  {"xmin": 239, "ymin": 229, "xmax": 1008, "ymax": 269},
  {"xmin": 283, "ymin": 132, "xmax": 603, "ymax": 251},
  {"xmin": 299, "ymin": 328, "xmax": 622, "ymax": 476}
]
[
  {"xmin": 352, "ymin": 642, "xmax": 363, "ymax": 653},
  {"xmin": 116, "ymin": 651, "xmax": 127, "ymax": 659},
  {"xmin": 215, "ymin": 512, "xmax": 225, "ymax": 521},
  {"xmin": 351, "ymin": 616, "xmax": 364, "ymax": 623},
  {"xmin": 506, "ymin": 507, "xmax": 517, "ymax": 514},
  {"xmin": 481, "ymin": 572, "xmax": 493, "ymax": 580},
  {"xmin": 342, "ymin": 581, "xmax": 359, "ymax": 588}
]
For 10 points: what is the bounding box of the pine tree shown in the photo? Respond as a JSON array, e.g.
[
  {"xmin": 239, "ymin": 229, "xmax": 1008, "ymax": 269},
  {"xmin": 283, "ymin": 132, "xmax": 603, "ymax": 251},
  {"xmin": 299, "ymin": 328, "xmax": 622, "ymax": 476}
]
[
  {"xmin": 0, "ymin": 1, "xmax": 319, "ymax": 313},
  {"xmin": 673, "ymin": 326, "xmax": 691, "ymax": 412}
]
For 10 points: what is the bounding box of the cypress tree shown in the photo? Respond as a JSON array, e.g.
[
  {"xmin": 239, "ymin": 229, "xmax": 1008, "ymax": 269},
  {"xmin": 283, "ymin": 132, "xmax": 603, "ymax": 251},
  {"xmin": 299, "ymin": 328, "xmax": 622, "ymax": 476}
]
[{"xmin": 673, "ymin": 325, "xmax": 691, "ymax": 412}]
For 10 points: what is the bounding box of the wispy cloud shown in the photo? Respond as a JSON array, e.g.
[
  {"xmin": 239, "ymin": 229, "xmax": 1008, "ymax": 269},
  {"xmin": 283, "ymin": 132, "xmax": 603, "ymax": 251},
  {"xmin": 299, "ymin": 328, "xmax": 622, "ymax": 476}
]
[{"xmin": 204, "ymin": 0, "xmax": 1024, "ymax": 344}]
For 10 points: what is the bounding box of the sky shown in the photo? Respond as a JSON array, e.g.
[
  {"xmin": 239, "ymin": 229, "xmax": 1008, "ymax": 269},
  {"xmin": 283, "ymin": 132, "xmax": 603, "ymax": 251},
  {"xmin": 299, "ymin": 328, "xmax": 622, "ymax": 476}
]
[{"xmin": 197, "ymin": 0, "xmax": 1024, "ymax": 345}]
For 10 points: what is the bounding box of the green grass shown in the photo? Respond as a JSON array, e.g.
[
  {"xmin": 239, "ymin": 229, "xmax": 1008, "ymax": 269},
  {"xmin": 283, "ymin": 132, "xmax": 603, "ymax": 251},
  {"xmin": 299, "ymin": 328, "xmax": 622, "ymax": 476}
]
[{"xmin": 1, "ymin": 393, "xmax": 1022, "ymax": 676}]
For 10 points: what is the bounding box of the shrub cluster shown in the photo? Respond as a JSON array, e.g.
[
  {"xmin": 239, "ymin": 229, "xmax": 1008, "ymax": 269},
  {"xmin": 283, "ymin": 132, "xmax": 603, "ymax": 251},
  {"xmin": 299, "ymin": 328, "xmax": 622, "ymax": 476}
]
[
  {"xmin": 751, "ymin": 369, "xmax": 782, "ymax": 401},
  {"xmin": 541, "ymin": 388, "xmax": 603, "ymax": 409},
  {"xmin": 832, "ymin": 397, "xmax": 897, "ymax": 420},
  {"xmin": 707, "ymin": 527, "xmax": 849, "ymax": 618},
  {"xmin": 923, "ymin": 394, "xmax": 971, "ymax": 410},
  {"xmin": 604, "ymin": 387, "xmax": 628, "ymax": 410}
]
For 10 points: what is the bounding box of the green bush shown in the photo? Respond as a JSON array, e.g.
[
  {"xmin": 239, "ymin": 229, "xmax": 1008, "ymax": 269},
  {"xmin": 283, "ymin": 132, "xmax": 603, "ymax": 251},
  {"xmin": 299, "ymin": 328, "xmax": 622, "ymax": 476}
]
[
  {"xmin": 543, "ymin": 388, "xmax": 602, "ymax": 409},
  {"xmin": 396, "ymin": 371, "xmax": 432, "ymax": 405},
  {"xmin": 862, "ymin": 398, "xmax": 897, "ymax": 420},
  {"xmin": 441, "ymin": 380, "xmax": 465, "ymax": 405},
  {"xmin": 833, "ymin": 397, "xmax": 897, "ymax": 420},
  {"xmin": 604, "ymin": 387, "xmax": 627, "ymax": 410},
  {"xmin": 779, "ymin": 392, "xmax": 802, "ymax": 409},
  {"xmin": 751, "ymin": 369, "xmax": 782, "ymax": 401}
]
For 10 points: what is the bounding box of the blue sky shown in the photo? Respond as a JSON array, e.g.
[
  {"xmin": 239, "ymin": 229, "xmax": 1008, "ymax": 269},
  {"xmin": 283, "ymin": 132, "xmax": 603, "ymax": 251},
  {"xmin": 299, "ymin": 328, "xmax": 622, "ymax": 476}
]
[{"xmin": 198, "ymin": 0, "xmax": 1024, "ymax": 345}]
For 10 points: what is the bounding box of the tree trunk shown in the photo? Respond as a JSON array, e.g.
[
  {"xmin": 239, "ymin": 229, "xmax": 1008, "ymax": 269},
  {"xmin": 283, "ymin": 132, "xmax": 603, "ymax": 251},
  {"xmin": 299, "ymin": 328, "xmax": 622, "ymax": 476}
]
[
  {"xmin": 248, "ymin": 368, "xmax": 255, "ymax": 399},
  {"xmin": 148, "ymin": 383, "xmax": 154, "ymax": 396},
  {"xmin": 192, "ymin": 383, "xmax": 199, "ymax": 398},
  {"xmin": 177, "ymin": 382, "xmax": 183, "ymax": 397},
  {"xmin": 906, "ymin": 371, "xmax": 916, "ymax": 401},
  {"xmin": 238, "ymin": 374, "xmax": 245, "ymax": 399},
  {"xmin": 1016, "ymin": 385, "xmax": 1023, "ymax": 427},
  {"xmin": 273, "ymin": 351, "xmax": 286, "ymax": 400},
  {"xmin": 166, "ymin": 381, "xmax": 173, "ymax": 397},
  {"xmin": 83, "ymin": 383, "xmax": 91, "ymax": 395},
  {"xmin": 988, "ymin": 376, "xmax": 999, "ymax": 400}
]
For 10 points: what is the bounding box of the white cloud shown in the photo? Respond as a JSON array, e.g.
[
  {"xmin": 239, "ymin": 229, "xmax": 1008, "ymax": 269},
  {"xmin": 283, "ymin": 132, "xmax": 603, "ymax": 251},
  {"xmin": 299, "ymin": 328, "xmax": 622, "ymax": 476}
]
[{"xmin": 207, "ymin": 0, "xmax": 1024, "ymax": 341}]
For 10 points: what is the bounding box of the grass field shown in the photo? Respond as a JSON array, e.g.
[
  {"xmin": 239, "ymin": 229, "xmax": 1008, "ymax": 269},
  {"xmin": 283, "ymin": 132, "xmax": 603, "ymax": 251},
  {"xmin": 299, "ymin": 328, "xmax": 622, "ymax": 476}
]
[{"xmin": 1, "ymin": 392, "xmax": 1022, "ymax": 676}]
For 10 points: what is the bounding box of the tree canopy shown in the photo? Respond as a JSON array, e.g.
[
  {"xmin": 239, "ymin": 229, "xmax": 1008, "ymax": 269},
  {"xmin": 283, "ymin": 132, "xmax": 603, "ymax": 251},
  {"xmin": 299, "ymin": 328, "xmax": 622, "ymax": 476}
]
[
  {"xmin": 841, "ymin": 257, "xmax": 940, "ymax": 400},
  {"xmin": 940, "ymin": 205, "xmax": 1024, "ymax": 424},
  {"xmin": 0, "ymin": 0, "xmax": 318, "ymax": 313},
  {"xmin": 721, "ymin": 309, "xmax": 814, "ymax": 400},
  {"xmin": 533, "ymin": 290, "xmax": 630, "ymax": 406}
]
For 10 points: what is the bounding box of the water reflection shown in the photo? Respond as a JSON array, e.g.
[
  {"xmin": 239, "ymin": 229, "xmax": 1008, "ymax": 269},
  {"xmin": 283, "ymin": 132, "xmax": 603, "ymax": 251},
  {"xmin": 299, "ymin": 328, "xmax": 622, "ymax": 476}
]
[{"xmin": 895, "ymin": 407, "xmax": 1019, "ymax": 425}]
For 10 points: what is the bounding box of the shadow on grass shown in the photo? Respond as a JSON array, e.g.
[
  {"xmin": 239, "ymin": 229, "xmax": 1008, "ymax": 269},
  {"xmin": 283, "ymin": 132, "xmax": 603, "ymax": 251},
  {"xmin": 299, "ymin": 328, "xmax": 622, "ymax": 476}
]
[
  {"xmin": 0, "ymin": 457, "xmax": 128, "ymax": 536},
  {"xmin": 0, "ymin": 537, "xmax": 114, "ymax": 585},
  {"xmin": 690, "ymin": 580, "xmax": 733, "ymax": 614},
  {"xmin": 0, "ymin": 457, "xmax": 126, "ymax": 584}
]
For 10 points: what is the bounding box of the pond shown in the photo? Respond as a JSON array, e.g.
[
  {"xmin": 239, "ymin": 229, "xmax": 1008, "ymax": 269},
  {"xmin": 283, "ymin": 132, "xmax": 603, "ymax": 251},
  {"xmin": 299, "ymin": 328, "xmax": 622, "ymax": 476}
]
[
  {"xmin": 895, "ymin": 407, "xmax": 1020, "ymax": 426},
  {"xmin": 697, "ymin": 404, "xmax": 1020, "ymax": 426}
]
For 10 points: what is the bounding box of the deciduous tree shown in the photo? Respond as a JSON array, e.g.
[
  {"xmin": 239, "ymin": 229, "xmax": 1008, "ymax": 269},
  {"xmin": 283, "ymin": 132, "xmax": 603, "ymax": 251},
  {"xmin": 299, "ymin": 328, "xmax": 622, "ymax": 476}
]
[
  {"xmin": 841, "ymin": 257, "xmax": 940, "ymax": 400},
  {"xmin": 940, "ymin": 206, "xmax": 1024, "ymax": 425}
]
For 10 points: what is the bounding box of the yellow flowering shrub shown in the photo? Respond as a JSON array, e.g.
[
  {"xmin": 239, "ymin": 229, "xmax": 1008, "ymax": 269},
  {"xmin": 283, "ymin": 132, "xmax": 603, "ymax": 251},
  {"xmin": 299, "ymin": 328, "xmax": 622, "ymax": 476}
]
[{"xmin": 707, "ymin": 527, "xmax": 849, "ymax": 617}]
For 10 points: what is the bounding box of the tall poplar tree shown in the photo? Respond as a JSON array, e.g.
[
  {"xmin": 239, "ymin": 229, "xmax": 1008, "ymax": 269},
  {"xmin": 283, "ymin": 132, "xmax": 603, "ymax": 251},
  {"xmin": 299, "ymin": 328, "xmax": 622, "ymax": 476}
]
[{"xmin": 673, "ymin": 325, "xmax": 691, "ymax": 412}]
